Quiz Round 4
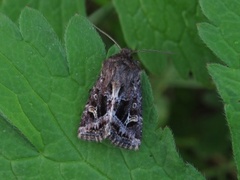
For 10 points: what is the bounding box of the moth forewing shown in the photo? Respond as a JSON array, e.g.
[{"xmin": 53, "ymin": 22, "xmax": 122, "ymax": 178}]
[{"xmin": 78, "ymin": 48, "xmax": 143, "ymax": 150}]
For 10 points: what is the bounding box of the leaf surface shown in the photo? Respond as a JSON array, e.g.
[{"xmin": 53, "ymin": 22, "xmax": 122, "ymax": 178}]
[
  {"xmin": 0, "ymin": 7, "xmax": 203, "ymax": 179},
  {"xmin": 199, "ymin": 0, "xmax": 240, "ymax": 177},
  {"xmin": 113, "ymin": 0, "xmax": 220, "ymax": 85}
]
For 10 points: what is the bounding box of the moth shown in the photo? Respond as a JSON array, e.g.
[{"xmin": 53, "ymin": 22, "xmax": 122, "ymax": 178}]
[{"xmin": 78, "ymin": 48, "xmax": 142, "ymax": 150}]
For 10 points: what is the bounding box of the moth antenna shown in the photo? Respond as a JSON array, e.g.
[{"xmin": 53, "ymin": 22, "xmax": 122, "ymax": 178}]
[
  {"xmin": 92, "ymin": 24, "xmax": 121, "ymax": 50},
  {"xmin": 133, "ymin": 49, "xmax": 174, "ymax": 55}
]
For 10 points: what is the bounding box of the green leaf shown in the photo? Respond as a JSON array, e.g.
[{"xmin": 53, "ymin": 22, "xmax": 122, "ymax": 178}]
[
  {"xmin": 199, "ymin": 0, "xmax": 240, "ymax": 177},
  {"xmin": 208, "ymin": 64, "xmax": 240, "ymax": 178},
  {"xmin": 106, "ymin": 45, "xmax": 120, "ymax": 58},
  {"xmin": 0, "ymin": 0, "xmax": 29, "ymax": 21},
  {"xmin": 112, "ymin": 0, "xmax": 220, "ymax": 85},
  {"xmin": 0, "ymin": 0, "xmax": 86, "ymax": 39},
  {"xmin": 198, "ymin": 1, "xmax": 240, "ymax": 68},
  {"xmin": 0, "ymin": 7, "xmax": 203, "ymax": 179}
]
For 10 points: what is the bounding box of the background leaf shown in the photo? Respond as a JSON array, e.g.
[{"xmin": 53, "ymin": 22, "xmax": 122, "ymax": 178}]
[
  {"xmin": 0, "ymin": 7, "xmax": 204, "ymax": 179},
  {"xmin": 198, "ymin": 0, "xmax": 240, "ymax": 178},
  {"xmin": 112, "ymin": 0, "xmax": 220, "ymax": 85},
  {"xmin": 0, "ymin": 0, "xmax": 86, "ymax": 39}
]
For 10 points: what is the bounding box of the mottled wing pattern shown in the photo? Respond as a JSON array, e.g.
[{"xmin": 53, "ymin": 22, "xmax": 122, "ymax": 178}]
[
  {"xmin": 78, "ymin": 48, "xmax": 142, "ymax": 150},
  {"xmin": 77, "ymin": 83, "xmax": 110, "ymax": 142},
  {"xmin": 106, "ymin": 49, "xmax": 142, "ymax": 150}
]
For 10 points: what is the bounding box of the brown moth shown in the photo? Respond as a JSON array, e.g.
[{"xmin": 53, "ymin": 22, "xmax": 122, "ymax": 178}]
[{"xmin": 78, "ymin": 48, "xmax": 142, "ymax": 150}]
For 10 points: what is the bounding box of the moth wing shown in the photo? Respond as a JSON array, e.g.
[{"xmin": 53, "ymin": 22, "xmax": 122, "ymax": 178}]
[
  {"xmin": 78, "ymin": 84, "xmax": 110, "ymax": 142},
  {"xmin": 108, "ymin": 72, "xmax": 142, "ymax": 150}
]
